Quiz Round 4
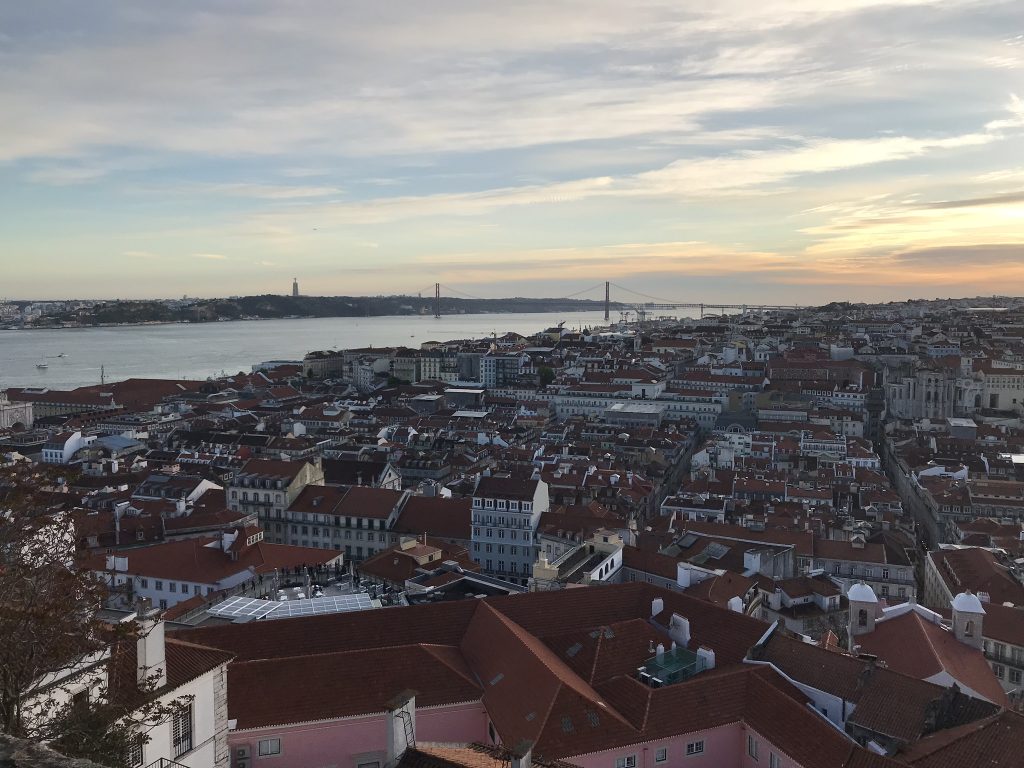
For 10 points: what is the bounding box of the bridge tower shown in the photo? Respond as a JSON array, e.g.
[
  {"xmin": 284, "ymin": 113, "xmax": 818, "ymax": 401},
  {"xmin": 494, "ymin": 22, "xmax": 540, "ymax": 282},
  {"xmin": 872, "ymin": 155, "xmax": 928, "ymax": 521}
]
[
  {"xmin": 434, "ymin": 283, "xmax": 441, "ymax": 318},
  {"xmin": 604, "ymin": 281, "xmax": 610, "ymax": 322}
]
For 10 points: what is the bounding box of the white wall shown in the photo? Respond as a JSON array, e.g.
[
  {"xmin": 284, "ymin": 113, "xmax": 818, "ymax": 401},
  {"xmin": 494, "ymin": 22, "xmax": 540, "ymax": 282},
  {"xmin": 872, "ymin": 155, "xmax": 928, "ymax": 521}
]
[{"xmin": 139, "ymin": 666, "xmax": 225, "ymax": 768}]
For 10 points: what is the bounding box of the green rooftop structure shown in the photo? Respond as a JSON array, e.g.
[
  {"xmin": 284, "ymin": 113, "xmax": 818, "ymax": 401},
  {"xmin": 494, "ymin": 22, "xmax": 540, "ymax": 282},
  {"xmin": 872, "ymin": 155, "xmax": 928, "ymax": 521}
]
[{"xmin": 637, "ymin": 646, "xmax": 707, "ymax": 687}]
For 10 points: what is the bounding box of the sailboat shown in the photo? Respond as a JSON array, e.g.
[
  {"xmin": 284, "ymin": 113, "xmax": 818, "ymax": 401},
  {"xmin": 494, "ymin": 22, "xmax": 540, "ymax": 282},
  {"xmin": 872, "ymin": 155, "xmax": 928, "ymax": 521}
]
[{"xmin": 36, "ymin": 359, "xmax": 48, "ymax": 369}]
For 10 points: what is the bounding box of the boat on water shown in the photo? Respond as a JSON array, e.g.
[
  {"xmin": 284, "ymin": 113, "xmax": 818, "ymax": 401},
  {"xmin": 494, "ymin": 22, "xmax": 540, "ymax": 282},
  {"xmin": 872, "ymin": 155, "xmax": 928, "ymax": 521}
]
[
  {"xmin": 36, "ymin": 362, "xmax": 48, "ymax": 369},
  {"xmin": 57, "ymin": 352, "xmax": 67, "ymax": 358}
]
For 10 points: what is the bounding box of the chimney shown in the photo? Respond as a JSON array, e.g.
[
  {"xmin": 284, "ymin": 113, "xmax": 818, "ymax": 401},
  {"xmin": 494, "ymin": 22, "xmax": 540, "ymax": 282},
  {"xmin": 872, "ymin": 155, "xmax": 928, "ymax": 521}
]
[
  {"xmin": 511, "ymin": 741, "xmax": 534, "ymax": 768},
  {"xmin": 696, "ymin": 645, "xmax": 716, "ymax": 671},
  {"xmin": 668, "ymin": 613, "xmax": 691, "ymax": 648},
  {"xmin": 136, "ymin": 598, "xmax": 167, "ymax": 690},
  {"xmin": 650, "ymin": 597, "xmax": 664, "ymax": 618}
]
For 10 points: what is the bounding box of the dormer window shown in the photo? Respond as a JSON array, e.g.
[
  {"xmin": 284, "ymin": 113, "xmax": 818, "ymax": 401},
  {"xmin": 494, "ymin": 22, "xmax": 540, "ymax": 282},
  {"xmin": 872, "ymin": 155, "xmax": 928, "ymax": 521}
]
[{"xmin": 485, "ymin": 499, "xmax": 494, "ymax": 509}]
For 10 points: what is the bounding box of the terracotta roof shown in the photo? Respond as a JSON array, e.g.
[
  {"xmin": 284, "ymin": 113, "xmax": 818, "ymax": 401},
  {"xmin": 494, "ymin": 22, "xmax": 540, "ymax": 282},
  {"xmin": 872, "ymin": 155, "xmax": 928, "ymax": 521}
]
[
  {"xmin": 899, "ymin": 710, "xmax": 1024, "ymax": 768},
  {"xmin": 394, "ymin": 496, "xmax": 472, "ymax": 540},
  {"xmin": 337, "ymin": 486, "xmax": 406, "ymax": 520},
  {"xmin": 168, "ymin": 583, "xmax": 904, "ymax": 764},
  {"xmin": 171, "ymin": 599, "xmax": 479, "ymax": 661},
  {"xmin": 84, "ymin": 534, "xmax": 339, "ymax": 584},
  {"xmin": 856, "ymin": 610, "xmax": 1009, "ymax": 706},
  {"xmin": 107, "ymin": 636, "xmax": 233, "ymax": 711},
  {"xmin": 754, "ymin": 632, "xmax": 998, "ymax": 742},
  {"xmin": 287, "ymin": 484, "xmax": 348, "ymax": 515},
  {"xmin": 228, "ymin": 644, "xmax": 482, "ymax": 729},
  {"xmin": 683, "ymin": 571, "xmax": 756, "ymax": 606},
  {"xmin": 974, "ymin": 601, "xmax": 1024, "ymax": 645},
  {"xmin": 359, "ymin": 537, "xmax": 478, "ymax": 585},
  {"xmin": 474, "ymin": 476, "xmax": 540, "ymax": 501},
  {"xmin": 237, "ymin": 457, "xmax": 311, "ymax": 480},
  {"xmin": 929, "ymin": 548, "xmax": 1024, "ymax": 606}
]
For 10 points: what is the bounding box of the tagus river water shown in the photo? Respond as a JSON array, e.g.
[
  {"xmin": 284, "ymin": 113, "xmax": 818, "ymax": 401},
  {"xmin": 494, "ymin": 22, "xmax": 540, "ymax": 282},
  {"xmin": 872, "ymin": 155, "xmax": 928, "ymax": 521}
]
[{"xmin": 0, "ymin": 311, "xmax": 628, "ymax": 390}]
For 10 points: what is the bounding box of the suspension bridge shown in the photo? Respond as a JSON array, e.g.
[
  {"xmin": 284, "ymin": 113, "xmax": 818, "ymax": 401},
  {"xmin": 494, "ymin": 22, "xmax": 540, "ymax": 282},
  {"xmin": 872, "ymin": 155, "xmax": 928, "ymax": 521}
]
[{"xmin": 414, "ymin": 281, "xmax": 799, "ymax": 321}]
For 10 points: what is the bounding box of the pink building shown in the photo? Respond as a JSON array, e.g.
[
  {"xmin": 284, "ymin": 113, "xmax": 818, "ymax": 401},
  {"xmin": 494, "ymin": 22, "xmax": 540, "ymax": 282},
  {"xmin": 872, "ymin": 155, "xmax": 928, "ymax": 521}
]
[{"xmin": 172, "ymin": 583, "xmax": 1003, "ymax": 768}]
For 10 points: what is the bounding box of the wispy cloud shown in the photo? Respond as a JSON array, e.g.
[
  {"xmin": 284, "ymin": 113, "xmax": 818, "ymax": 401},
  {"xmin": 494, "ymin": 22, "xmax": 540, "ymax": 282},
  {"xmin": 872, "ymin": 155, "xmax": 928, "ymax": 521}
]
[{"xmin": 4, "ymin": 1, "xmax": 1024, "ymax": 301}]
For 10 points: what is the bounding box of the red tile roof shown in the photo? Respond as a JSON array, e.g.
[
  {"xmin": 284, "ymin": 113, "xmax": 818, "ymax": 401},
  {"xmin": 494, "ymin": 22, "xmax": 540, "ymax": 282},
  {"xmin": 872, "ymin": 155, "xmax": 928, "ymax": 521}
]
[
  {"xmin": 856, "ymin": 610, "xmax": 1009, "ymax": 706},
  {"xmin": 228, "ymin": 644, "xmax": 482, "ymax": 729},
  {"xmin": 337, "ymin": 486, "xmax": 406, "ymax": 520},
  {"xmin": 169, "ymin": 583, "xmax": 901, "ymax": 764},
  {"xmin": 394, "ymin": 496, "xmax": 472, "ymax": 540},
  {"xmin": 899, "ymin": 710, "xmax": 1024, "ymax": 768}
]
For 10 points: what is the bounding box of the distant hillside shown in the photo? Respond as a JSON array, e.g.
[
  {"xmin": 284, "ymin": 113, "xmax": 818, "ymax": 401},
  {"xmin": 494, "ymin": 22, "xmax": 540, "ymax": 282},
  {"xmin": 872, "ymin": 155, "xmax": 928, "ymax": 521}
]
[{"xmin": 32, "ymin": 294, "xmax": 619, "ymax": 326}]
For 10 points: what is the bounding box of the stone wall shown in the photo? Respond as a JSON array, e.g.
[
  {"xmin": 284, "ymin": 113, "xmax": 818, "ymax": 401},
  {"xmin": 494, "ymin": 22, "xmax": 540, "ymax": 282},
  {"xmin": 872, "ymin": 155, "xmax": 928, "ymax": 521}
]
[{"xmin": 0, "ymin": 736, "xmax": 106, "ymax": 768}]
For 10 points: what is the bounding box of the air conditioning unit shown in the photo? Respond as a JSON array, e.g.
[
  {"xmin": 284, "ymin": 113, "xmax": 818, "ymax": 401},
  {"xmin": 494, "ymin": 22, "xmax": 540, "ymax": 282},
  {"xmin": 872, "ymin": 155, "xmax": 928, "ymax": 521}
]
[
  {"xmin": 235, "ymin": 745, "xmax": 251, "ymax": 759},
  {"xmin": 238, "ymin": 761, "xmax": 250, "ymax": 768}
]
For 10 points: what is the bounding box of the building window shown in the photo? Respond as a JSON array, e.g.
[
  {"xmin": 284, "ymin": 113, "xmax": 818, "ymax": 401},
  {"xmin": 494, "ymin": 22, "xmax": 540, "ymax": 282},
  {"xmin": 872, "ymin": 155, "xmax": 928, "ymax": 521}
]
[
  {"xmin": 769, "ymin": 754, "xmax": 780, "ymax": 768},
  {"xmin": 258, "ymin": 738, "xmax": 282, "ymax": 756},
  {"xmin": 686, "ymin": 741, "xmax": 704, "ymax": 756},
  {"xmin": 171, "ymin": 703, "xmax": 193, "ymax": 757},
  {"xmin": 994, "ymin": 664, "xmax": 1006, "ymax": 679},
  {"xmin": 747, "ymin": 735, "xmax": 758, "ymax": 760},
  {"xmin": 655, "ymin": 748, "xmax": 667, "ymax": 762},
  {"xmin": 155, "ymin": 580, "xmax": 163, "ymax": 591},
  {"xmin": 614, "ymin": 756, "xmax": 636, "ymax": 768},
  {"xmin": 1010, "ymin": 669, "xmax": 1022, "ymax": 685},
  {"xmin": 857, "ymin": 609, "xmax": 868, "ymax": 628},
  {"xmin": 139, "ymin": 578, "xmax": 148, "ymax": 589},
  {"xmin": 128, "ymin": 735, "xmax": 144, "ymax": 767}
]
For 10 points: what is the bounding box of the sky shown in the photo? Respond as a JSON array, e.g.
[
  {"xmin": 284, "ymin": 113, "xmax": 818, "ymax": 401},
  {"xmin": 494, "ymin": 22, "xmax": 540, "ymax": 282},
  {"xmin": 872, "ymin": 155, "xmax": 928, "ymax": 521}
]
[{"xmin": 1, "ymin": 1, "xmax": 1023, "ymax": 304}]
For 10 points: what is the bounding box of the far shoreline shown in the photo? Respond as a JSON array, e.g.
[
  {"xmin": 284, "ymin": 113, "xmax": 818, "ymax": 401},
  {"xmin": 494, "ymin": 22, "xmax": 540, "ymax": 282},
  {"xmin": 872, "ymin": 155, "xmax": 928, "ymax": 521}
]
[{"xmin": 0, "ymin": 307, "xmax": 614, "ymax": 333}]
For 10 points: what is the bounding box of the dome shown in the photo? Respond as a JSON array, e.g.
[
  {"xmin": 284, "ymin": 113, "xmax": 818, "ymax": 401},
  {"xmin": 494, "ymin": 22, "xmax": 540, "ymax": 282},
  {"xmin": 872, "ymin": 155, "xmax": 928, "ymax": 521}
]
[
  {"xmin": 952, "ymin": 591, "xmax": 985, "ymax": 614},
  {"xmin": 848, "ymin": 582, "xmax": 878, "ymax": 604}
]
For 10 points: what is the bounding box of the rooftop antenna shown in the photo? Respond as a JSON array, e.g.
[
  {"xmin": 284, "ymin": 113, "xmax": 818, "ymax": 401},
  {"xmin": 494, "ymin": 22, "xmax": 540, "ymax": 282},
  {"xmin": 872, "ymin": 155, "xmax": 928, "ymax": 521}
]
[{"xmin": 100, "ymin": 365, "xmax": 105, "ymax": 386}]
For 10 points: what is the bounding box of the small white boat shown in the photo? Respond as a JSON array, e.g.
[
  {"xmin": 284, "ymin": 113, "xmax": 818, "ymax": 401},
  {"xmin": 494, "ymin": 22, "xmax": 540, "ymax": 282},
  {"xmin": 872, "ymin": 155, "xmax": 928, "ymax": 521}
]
[{"xmin": 36, "ymin": 362, "xmax": 48, "ymax": 369}]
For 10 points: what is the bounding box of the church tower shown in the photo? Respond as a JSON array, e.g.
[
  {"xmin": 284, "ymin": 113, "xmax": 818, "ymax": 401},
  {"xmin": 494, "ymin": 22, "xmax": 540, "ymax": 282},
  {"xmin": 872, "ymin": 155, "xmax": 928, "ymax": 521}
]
[{"xmin": 847, "ymin": 581, "xmax": 879, "ymax": 647}]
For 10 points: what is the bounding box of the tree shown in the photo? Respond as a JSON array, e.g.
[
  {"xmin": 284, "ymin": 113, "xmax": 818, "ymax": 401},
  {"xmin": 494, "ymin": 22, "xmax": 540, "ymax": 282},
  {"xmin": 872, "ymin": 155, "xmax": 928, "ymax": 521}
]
[
  {"xmin": 537, "ymin": 366, "xmax": 556, "ymax": 387},
  {"xmin": 0, "ymin": 471, "xmax": 189, "ymax": 767}
]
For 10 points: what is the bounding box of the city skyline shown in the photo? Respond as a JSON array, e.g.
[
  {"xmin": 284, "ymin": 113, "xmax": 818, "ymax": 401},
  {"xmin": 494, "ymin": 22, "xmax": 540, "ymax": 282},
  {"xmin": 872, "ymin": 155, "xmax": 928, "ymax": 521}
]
[{"xmin": 3, "ymin": 1, "xmax": 1023, "ymax": 302}]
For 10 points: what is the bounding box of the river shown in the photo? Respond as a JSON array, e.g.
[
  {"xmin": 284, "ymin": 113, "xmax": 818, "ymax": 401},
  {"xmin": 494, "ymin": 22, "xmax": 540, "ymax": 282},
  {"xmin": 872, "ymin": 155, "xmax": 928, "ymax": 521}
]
[{"xmin": 0, "ymin": 311, "xmax": 645, "ymax": 389}]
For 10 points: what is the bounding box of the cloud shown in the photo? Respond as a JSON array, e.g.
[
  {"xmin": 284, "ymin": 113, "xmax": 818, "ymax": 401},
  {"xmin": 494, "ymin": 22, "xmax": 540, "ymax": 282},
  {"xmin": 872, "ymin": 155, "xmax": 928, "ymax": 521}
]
[
  {"xmin": 197, "ymin": 183, "xmax": 342, "ymax": 200},
  {"xmin": 27, "ymin": 165, "xmax": 110, "ymax": 185},
  {"xmin": 122, "ymin": 250, "xmax": 160, "ymax": 260},
  {"xmin": 891, "ymin": 243, "xmax": 1024, "ymax": 265},
  {"xmin": 918, "ymin": 191, "xmax": 1024, "ymax": 209},
  {"xmin": 5, "ymin": 1, "xmax": 1024, "ymax": 302},
  {"xmin": 238, "ymin": 99, "xmax": 1023, "ymax": 234}
]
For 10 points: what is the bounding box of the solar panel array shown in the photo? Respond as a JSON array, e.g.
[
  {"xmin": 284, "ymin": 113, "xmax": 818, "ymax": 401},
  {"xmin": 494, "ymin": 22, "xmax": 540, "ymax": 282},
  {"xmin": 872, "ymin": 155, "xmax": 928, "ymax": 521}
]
[
  {"xmin": 208, "ymin": 593, "xmax": 376, "ymax": 623},
  {"xmin": 271, "ymin": 593, "xmax": 374, "ymax": 618},
  {"xmin": 207, "ymin": 596, "xmax": 280, "ymax": 622}
]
